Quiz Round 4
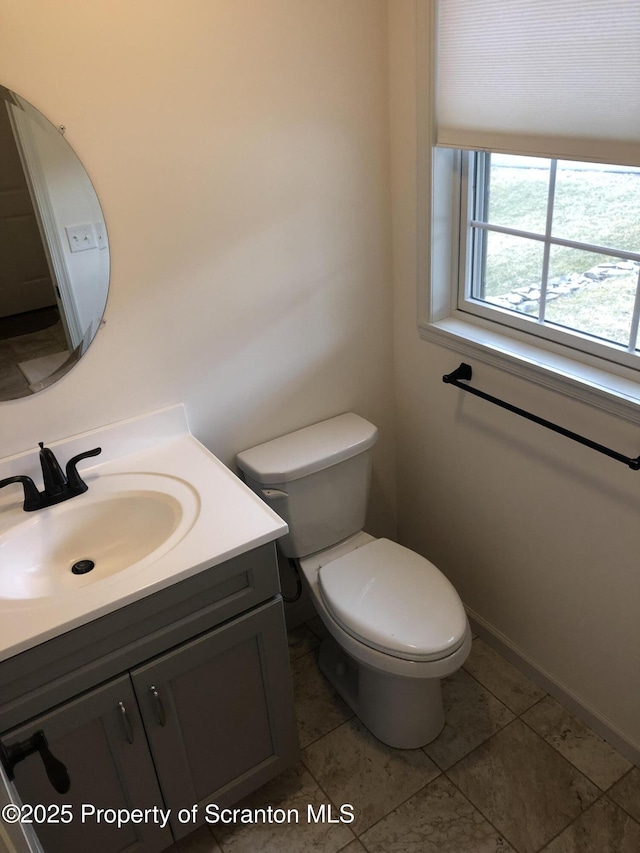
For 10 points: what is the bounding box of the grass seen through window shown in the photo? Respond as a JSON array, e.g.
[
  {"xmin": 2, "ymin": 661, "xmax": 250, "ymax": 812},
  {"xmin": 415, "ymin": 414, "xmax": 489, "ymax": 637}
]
[{"xmin": 472, "ymin": 155, "xmax": 640, "ymax": 351}]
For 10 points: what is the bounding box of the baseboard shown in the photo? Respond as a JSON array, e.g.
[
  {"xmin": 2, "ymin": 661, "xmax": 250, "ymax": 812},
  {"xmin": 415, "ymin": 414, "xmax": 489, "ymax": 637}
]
[{"xmin": 466, "ymin": 607, "xmax": 640, "ymax": 768}]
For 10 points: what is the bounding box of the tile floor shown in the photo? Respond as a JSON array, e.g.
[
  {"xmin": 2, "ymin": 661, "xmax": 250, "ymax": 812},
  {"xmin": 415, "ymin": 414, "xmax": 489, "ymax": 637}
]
[
  {"xmin": 167, "ymin": 618, "xmax": 640, "ymax": 853},
  {"xmin": 0, "ymin": 322, "xmax": 67, "ymax": 399}
]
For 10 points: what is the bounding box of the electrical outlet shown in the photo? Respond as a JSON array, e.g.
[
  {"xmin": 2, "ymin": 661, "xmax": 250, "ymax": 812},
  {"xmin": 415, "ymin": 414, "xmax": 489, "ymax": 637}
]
[{"xmin": 65, "ymin": 224, "xmax": 97, "ymax": 252}]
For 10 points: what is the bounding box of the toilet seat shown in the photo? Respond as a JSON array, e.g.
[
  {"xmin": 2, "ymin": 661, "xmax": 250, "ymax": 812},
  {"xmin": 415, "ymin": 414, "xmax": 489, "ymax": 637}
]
[{"xmin": 317, "ymin": 538, "xmax": 468, "ymax": 662}]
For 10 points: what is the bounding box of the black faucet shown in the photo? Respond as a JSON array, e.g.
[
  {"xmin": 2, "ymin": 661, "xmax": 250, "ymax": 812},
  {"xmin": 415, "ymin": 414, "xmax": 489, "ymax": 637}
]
[
  {"xmin": 39, "ymin": 442, "xmax": 66, "ymax": 496},
  {"xmin": 0, "ymin": 443, "xmax": 102, "ymax": 512}
]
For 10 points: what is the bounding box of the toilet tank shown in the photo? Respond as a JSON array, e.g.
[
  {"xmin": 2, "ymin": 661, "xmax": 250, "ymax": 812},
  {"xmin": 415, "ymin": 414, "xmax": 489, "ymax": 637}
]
[{"xmin": 236, "ymin": 413, "xmax": 378, "ymax": 559}]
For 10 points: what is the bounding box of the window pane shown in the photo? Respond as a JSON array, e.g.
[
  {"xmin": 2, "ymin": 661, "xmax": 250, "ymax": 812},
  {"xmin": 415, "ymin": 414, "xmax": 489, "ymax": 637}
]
[
  {"xmin": 553, "ymin": 161, "xmax": 640, "ymax": 253},
  {"xmin": 486, "ymin": 154, "xmax": 549, "ymax": 235},
  {"xmin": 474, "ymin": 230, "xmax": 544, "ymax": 319},
  {"xmin": 545, "ymin": 246, "xmax": 638, "ymax": 346}
]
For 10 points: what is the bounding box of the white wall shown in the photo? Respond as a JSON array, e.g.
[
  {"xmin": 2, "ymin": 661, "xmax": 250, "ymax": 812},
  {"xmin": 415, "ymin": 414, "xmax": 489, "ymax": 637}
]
[
  {"xmin": 0, "ymin": 0, "xmax": 396, "ymax": 538},
  {"xmin": 7, "ymin": 0, "xmax": 636, "ymax": 765},
  {"xmin": 389, "ymin": 1, "xmax": 640, "ymax": 758}
]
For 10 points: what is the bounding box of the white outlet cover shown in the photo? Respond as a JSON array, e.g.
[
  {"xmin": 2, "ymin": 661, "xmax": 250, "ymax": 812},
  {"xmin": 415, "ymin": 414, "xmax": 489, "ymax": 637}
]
[{"xmin": 65, "ymin": 223, "xmax": 97, "ymax": 252}]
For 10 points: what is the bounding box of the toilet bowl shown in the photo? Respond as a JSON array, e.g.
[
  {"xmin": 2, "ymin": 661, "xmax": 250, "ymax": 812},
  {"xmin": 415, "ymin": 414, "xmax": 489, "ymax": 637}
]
[
  {"xmin": 299, "ymin": 532, "xmax": 471, "ymax": 747},
  {"xmin": 236, "ymin": 413, "xmax": 471, "ymax": 748}
]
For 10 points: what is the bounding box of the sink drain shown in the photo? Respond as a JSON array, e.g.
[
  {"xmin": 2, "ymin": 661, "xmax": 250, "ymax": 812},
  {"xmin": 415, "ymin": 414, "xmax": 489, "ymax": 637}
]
[{"xmin": 71, "ymin": 559, "xmax": 95, "ymax": 575}]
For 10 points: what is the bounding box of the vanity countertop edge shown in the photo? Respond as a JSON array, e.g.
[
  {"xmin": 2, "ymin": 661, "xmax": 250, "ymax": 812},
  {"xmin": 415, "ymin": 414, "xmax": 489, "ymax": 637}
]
[{"xmin": 0, "ymin": 404, "xmax": 288, "ymax": 663}]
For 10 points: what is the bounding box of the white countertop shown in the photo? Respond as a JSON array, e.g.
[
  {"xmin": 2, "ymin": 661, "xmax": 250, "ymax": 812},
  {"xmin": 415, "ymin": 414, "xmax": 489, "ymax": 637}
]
[{"xmin": 0, "ymin": 405, "xmax": 287, "ymax": 663}]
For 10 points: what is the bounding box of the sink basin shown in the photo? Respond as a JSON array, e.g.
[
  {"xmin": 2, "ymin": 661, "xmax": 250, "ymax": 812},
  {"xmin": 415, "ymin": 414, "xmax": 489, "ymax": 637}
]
[{"xmin": 0, "ymin": 473, "xmax": 200, "ymax": 600}]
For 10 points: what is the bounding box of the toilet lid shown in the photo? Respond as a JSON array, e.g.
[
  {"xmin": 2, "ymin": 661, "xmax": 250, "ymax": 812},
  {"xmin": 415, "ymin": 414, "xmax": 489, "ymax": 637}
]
[{"xmin": 318, "ymin": 538, "xmax": 468, "ymax": 662}]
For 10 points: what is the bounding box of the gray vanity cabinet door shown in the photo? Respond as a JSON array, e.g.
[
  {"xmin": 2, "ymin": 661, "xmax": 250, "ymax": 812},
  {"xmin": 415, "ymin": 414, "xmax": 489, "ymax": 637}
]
[
  {"xmin": 4, "ymin": 676, "xmax": 172, "ymax": 853},
  {"xmin": 131, "ymin": 598, "xmax": 298, "ymax": 839}
]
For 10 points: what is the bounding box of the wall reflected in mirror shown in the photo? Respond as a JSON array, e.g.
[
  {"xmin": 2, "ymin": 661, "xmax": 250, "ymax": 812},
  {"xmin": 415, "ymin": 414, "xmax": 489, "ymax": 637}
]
[{"xmin": 0, "ymin": 85, "xmax": 109, "ymax": 400}]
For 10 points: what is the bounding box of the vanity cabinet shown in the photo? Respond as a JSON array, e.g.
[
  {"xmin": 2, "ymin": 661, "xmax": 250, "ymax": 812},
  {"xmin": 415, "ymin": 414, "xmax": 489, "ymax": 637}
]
[
  {"xmin": 0, "ymin": 544, "xmax": 298, "ymax": 853},
  {"xmin": 4, "ymin": 677, "xmax": 170, "ymax": 853},
  {"xmin": 131, "ymin": 601, "xmax": 290, "ymax": 825}
]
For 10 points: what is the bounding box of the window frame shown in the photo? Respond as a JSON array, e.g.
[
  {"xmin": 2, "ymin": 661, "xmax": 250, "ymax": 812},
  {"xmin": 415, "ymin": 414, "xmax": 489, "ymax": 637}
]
[
  {"xmin": 415, "ymin": 0, "xmax": 640, "ymax": 421},
  {"xmin": 457, "ymin": 152, "xmax": 640, "ymax": 372}
]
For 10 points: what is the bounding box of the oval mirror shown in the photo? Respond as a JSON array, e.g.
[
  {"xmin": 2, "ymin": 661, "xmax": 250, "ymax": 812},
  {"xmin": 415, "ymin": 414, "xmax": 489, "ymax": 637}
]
[{"xmin": 0, "ymin": 85, "xmax": 109, "ymax": 400}]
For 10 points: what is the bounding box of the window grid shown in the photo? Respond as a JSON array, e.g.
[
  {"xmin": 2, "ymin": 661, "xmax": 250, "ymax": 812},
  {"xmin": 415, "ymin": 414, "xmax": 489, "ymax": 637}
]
[{"xmin": 460, "ymin": 152, "xmax": 640, "ymax": 360}]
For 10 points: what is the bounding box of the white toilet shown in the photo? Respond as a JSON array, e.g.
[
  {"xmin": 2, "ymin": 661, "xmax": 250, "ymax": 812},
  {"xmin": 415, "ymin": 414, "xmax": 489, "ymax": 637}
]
[{"xmin": 237, "ymin": 413, "xmax": 471, "ymax": 748}]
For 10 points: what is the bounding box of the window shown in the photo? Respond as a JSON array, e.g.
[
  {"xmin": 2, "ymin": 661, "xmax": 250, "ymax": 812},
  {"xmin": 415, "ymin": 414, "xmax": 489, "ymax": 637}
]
[
  {"xmin": 416, "ymin": 0, "xmax": 640, "ymax": 414},
  {"xmin": 458, "ymin": 153, "xmax": 640, "ymax": 370}
]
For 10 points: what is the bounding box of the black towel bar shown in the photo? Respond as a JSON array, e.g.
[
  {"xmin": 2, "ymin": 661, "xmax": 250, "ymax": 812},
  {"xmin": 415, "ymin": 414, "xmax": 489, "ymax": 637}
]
[{"xmin": 443, "ymin": 363, "xmax": 640, "ymax": 471}]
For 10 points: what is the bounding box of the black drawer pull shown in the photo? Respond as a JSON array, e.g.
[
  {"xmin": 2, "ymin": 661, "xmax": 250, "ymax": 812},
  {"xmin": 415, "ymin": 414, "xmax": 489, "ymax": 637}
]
[
  {"xmin": 151, "ymin": 686, "xmax": 166, "ymax": 727},
  {"xmin": 118, "ymin": 701, "xmax": 134, "ymax": 744}
]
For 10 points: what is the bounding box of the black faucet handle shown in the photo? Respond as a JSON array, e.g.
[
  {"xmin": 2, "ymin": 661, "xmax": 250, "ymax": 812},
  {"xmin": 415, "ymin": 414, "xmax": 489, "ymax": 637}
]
[
  {"xmin": 65, "ymin": 446, "xmax": 102, "ymax": 492},
  {"xmin": 38, "ymin": 442, "xmax": 66, "ymax": 495},
  {"xmin": 0, "ymin": 475, "xmax": 42, "ymax": 511}
]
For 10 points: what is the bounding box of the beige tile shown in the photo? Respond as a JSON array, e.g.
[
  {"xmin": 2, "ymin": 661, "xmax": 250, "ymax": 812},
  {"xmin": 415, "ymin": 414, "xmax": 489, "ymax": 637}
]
[
  {"xmin": 291, "ymin": 650, "xmax": 353, "ymax": 748},
  {"xmin": 302, "ymin": 716, "xmax": 440, "ymax": 834},
  {"xmin": 337, "ymin": 842, "xmax": 367, "ymax": 853},
  {"xmin": 361, "ymin": 775, "xmax": 514, "ymax": 852},
  {"xmin": 49, "ymin": 319, "xmax": 68, "ymax": 346},
  {"xmin": 0, "ymin": 365, "xmax": 30, "ymax": 399},
  {"xmin": 8, "ymin": 329, "xmax": 65, "ymax": 361},
  {"xmin": 211, "ymin": 762, "xmax": 354, "ymax": 853},
  {"xmin": 166, "ymin": 824, "xmax": 221, "ymax": 852},
  {"xmin": 448, "ymin": 719, "xmax": 600, "ymax": 853},
  {"xmin": 523, "ymin": 696, "xmax": 632, "ymax": 789},
  {"xmin": 463, "ymin": 638, "xmax": 546, "ymax": 714},
  {"xmin": 424, "ymin": 669, "xmax": 515, "ymax": 770},
  {"xmin": 0, "ymin": 343, "xmax": 32, "ymax": 397},
  {"xmin": 541, "ymin": 796, "xmax": 640, "ymax": 852},
  {"xmin": 609, "ymin": 767, "xmax": 640, "ymax": 823},
  {"xmin": 287, "ymin": 623, "xmax": 320, "ymax": 662},
  {"xmin": 0, "ymin": 341, "xmax": 17, "ymax": 368}
]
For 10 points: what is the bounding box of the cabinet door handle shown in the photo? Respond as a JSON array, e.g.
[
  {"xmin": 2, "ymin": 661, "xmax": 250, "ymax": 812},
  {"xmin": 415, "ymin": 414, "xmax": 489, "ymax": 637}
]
[
  {"xmin": 118, "ymin": 701, "xmax": 134, "ymax": 744},
  {"xmin": 150, "ymin": 686, "xmax": 166, "ymax": 727}
]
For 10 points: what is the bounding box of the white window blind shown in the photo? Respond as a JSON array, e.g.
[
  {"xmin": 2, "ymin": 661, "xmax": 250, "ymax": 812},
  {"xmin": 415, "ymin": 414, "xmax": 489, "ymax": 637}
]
[{"xmin": 436, "ymin": 0, "xmax": 640, "ymax": 166}]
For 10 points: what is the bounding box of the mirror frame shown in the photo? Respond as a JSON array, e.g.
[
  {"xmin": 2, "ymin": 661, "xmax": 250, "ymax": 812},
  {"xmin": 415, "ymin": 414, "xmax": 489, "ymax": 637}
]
[{"xmin": 0, "ymin": 85, "xmax": 109, "ymax": 400}]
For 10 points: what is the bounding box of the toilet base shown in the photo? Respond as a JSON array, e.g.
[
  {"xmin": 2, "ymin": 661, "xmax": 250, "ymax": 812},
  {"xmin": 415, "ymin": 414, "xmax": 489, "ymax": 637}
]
[{"xmin": 318, "ymin": 634, "xmax": 445, "ymax": 749}]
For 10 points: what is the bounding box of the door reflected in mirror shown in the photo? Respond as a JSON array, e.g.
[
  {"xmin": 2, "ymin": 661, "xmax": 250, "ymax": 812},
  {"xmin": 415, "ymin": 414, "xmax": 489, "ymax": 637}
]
[{"xmin": 0, "ymin": 85, "xmax": 109, "ymax": 400}]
